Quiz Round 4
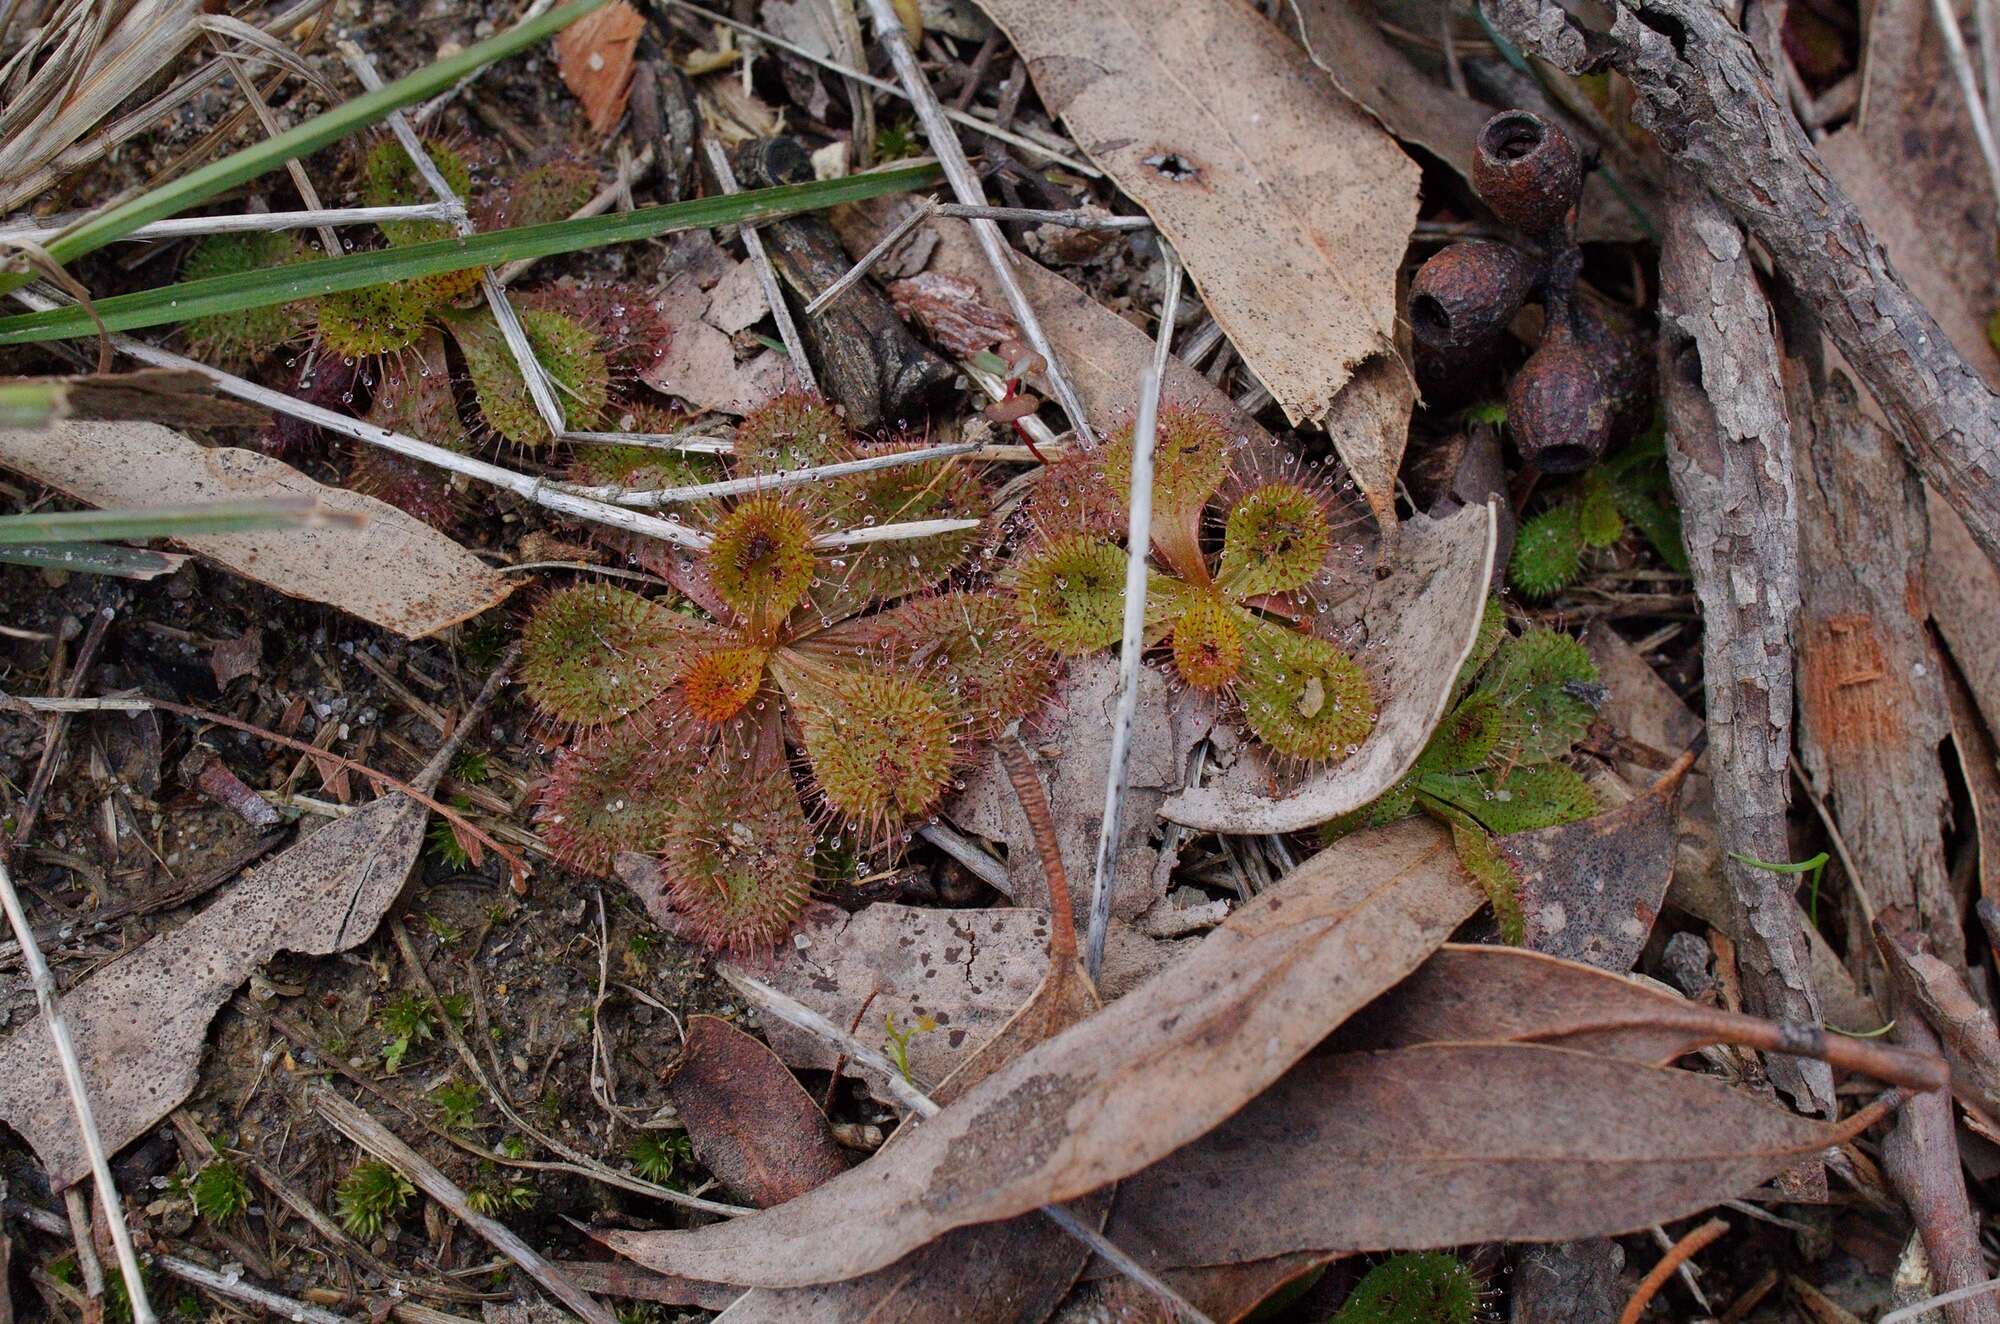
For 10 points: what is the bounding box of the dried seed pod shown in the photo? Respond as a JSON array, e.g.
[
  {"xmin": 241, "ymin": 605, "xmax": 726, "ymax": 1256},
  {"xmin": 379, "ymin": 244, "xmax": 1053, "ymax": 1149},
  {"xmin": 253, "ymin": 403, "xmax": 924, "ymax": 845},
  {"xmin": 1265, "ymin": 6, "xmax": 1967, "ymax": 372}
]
[
  {"xmin": 1573, "ymin": 296, "xmax": 1655, "ymax": 451},
  {"xmin": 1407, "ymin": 240, "xmax": 1542, "ymax": 357},
  {"xmin": 1472, "ymin": 111, "xmax": 1582, "ymax": 236},
  {"xmin": 1505, "ymin": 316, "xmax": 1615, "ymax": 474}
]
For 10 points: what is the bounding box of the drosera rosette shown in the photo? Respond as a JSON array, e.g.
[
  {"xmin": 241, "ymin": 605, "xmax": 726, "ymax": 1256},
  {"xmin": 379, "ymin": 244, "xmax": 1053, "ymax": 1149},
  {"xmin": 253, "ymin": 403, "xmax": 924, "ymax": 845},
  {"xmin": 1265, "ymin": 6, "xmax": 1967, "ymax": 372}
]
[
  {"xmin": 1008, "ymin": 401, "xmax": 1380, "ymax": 763},
  {"xmin": 1323, "ymin": 599, "xmax": 1606, "ymax": 940},
  {"xmin": 519, "ymin": 393, "xmax": 1050, "ymax": 951}
]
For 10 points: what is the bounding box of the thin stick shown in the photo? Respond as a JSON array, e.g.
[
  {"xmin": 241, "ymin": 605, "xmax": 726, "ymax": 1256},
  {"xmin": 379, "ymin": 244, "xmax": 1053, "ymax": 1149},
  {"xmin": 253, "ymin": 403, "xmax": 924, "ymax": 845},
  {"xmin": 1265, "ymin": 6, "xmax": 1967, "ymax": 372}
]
[
  {"xmin": 722, "ymin": 969, "xmax": 1219, "ymax": 1324},
  {"xmin": 803, "ymin": 196, "xmax": 938, "ymax": 317},
  {"xmin": 8, "ymin": 286, "xmax": 714, "ymax": 550},
  {"xmin": 316, "ymin": 1089, "xmax": 620, "ymax": 1324},
  {"xmin": 813, "ymin": 516, "xmax": 981, "ymax": 548},
  {"xmin": 338, "ymin": 40, "xmax": 567, "ymax": 437},
  {"xmin": 1929, "ymin": 0, "xmax": 2000, "ymax": 222},
  {"xmin": 12, "ymin": 604, "xmax": 111, "ymax": 850},
  {"xmin": 664, "ymin": 0, "xmax": 1100, "ymax": 177},
  {"xmin": 704, "ymin": 139, "xmax": 817, "ymax": 393},
  {"xmin": 495, "ymin": 143, "xmax": 654, "ymax": 286},
  {"xmin": 917, "ymin": 821, "xmax": 1011, "ymax": 891},
  {"xmin": 936, "ymin": 204, "xmax": 1153, "ymax": 230},
  {"xmin": 0, "ymin": 203, "xmax": 461, "ymax": 245},
  {"xmin": 1617, "ymin": 1219, "xmax": 1728, "ymax": 1324},
  {"xmin": 154, "ymin": 1253, "xmax": 352, "ymax": 1324},
  {"xmin": 1882, "ymin": 1278, "xmax": 2000, "ymax": 1324},
  {"xmin": 859, "ymin": 0, "xmax": 1097, "ymax": 445},
  {"xmin": 0, "ymin": 852, "xmax": 154, "ymax": 1324},
  {"xmin": 1086, "ymin": 260, "xmax": 1174, "ymax": 980},
  {"xmin": 560, "ymin": 438, "xmax": 981, "ymax": 506},
  {"xmin": 559, "ymin": 426, "xmax": 733, "ymax": 454}
]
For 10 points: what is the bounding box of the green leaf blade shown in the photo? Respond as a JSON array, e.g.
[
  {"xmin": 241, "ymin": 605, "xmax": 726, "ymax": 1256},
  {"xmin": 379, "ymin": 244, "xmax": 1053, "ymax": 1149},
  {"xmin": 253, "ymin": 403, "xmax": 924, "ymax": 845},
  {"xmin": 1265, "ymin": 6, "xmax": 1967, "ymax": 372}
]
[{"xmin": 0, "ymin": 164, "xmax": 945, "ymax": 345}]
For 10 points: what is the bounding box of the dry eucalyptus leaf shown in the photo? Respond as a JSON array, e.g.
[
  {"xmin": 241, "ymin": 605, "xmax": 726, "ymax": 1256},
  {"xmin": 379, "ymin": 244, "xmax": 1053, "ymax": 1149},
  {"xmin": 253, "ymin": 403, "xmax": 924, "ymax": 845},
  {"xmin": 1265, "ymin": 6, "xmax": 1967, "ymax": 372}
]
[
  {"xmin": 1160, "ymin": 500, "xmax": 1496, "ymax": 833},
  {"xmin": 1101, "ymin": 1042, "xmax": 1884, "ymax": 1269},
  {"xmin": 1503, "ymin": 754, "xmax": 1691, "ymax": 971},
  {"xmin": 950, "ymin": 655, "xmax": 1211, "ymax": 928},
  {"xmin": 670, "ymin": 1016, "xmax": 848, "ymax": 1208},
  {"xmin": 603, "ymin": 817, "xmax": 1478, "ymax": 1288},
  {"xmin": 643, "ymin": 271, "xmax": 789, "ymax": 414},
  {"xmin": 0, "ymin": 790, "xmax": 432, "ymax": 1188},
  {"xmin": 0, "ymin": 421, "xmax": 509, "ymax": 638},
  {"xmin": 969, "ymin": 0, "xmax": 1419, "ymax": 518},
  {"xmin": 738, "ymin": 901, "xmax": 1171, "ymax": 1103}
]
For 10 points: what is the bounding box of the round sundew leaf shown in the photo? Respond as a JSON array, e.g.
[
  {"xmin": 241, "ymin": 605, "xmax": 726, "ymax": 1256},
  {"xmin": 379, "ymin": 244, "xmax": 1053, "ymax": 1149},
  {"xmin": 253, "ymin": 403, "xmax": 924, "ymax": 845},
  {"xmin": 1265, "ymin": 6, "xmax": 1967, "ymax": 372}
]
[
  {"xmin": 448, "ymin": 305, "xmax": 610, "ymax": 448},
  {"xmin": 1010, "ymin": 533, "xmax": 1130, "ymax": 656},
  {"xmin": 732, "ymin": 391, "xmax": 852, "ymax": 476},
  {"xmin": 814, "ymin": 450, "xmax": 988, "ymax": 608},
  {"xmin": 680, "ymin": 643, "xmax": 771, "ymax": 724},
  {"xmin": 1170, "ymin": 590, "xmax": 1246, "ymax": 690},
  {"xmin": 314, "ymin": 280, "xmax": 430, "ymax": 357},
  {"xmin": 705, "ymin": 495, "xmax": 818, "ymax": 628},
  {"xmin": 1100, "ymin": 402, "xmax": 1232, "ymax": 525},
  {"xmin": 660, "ymin": 740, "xmax": 814, "ymax": 952},
  {"xmin": 519, "ymin": 583, "xmax": 708, "ymax": 726},
  {"xmin": 536, "ymin": 716, "xmax": 695, "ymax": 874},
  {"xmin": 1237, "ymin": 619, "xmax": 1377, "ymax": 761},
  {"xmin": 1216, "ymin": 480, "xmax": 1336, "ymax": 600},
  {"xmin": 1508, "ymin": 504, "xmax": 1584, "ymax": 599},
  {"xmin": 788, "ymin": 668, "xmax": 960, "ymax": 838},
  {"xmin": 180, "ymin": 232, "xmax": 307, "ymax": 360}
]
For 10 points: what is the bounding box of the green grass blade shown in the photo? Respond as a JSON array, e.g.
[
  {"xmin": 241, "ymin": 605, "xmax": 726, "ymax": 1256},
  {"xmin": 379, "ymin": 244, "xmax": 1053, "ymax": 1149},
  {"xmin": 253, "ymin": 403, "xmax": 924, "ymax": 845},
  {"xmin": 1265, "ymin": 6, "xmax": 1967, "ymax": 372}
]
[
  {"xmin": 0, "ymin": 381, "xmax": 61, "ymax": 428},
  {"xmin": 0, "ymin": 499, "xmax": 346, "ymax": 544},
  {"xmin": 0, "ymin": 164, "xmax": 944, "ymax": 345},
  {"xmin": 0, "ymin": 0, "xmax": 613, "ymax": 295},
  {"xmin": 0, "ymin": 543, "xmax": 183, "ymax": 578}
]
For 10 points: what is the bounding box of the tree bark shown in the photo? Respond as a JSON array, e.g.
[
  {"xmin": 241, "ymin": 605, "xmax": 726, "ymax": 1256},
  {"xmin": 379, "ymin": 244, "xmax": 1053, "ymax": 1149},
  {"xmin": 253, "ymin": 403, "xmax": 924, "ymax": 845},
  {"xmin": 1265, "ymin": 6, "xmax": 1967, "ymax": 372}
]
[
  {"xmin": 1482, "ymin": 0, "xmax": 2000, "ymax": 576},
  {"xmin": 1657, "ymin": 184, "xmax": 1834, "ymax": 1117}
]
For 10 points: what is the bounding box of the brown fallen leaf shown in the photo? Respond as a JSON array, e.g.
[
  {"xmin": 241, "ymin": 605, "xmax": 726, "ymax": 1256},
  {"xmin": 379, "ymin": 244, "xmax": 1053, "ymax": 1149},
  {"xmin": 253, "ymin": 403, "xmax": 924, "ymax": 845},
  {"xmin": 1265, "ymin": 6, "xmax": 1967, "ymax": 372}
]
[
  {"xmin": 669, "ymin": 1016, "xmax": 848, "ymax": 1208},
  {"xmin": 208, "ymin": 628, "xmax": 263, "ymax": 691},
  {"xmin": 0, "ymin": 421, "xmax": 509, "ymax": 638},
  {"xmin": 641, "ymin": 270, "xmax": 790, "ymax": 414},
  {"xmin": 555, "ymin": 0, "xmax": 646, "ymax": 135},
  {"xmin": 950, "ymin": 655, "xmax": 1212, "ymax": 929},
  {"xmin": 1102, "ymin": 1043, "xmax": 1904, "ymax": 1269},
  {"xmin": 602, "ymin": 816, "xmax": 1479, "ymax": 1288},
  {"xmin": 1160, "ymin": 500, "xmax": 1497, "ymax": 833},
  {"xmin": 1502, "ymin": 748, "xmax": 1695, "ymax": 971},
  {"xmin": 1067, "ymin": 1253, "xmax": 1335, "ymax": 1322},
  {"xmin": 969, "ymin": 0, "xmax": 1418, "ymax": 519},
  {"xmin": 1336, "ymin": 944, "xmax": 1945, "ymax": 1090},
  {"xmin": 739, "ymin": 901, "xmax": 1171, "ymax": 1102}
]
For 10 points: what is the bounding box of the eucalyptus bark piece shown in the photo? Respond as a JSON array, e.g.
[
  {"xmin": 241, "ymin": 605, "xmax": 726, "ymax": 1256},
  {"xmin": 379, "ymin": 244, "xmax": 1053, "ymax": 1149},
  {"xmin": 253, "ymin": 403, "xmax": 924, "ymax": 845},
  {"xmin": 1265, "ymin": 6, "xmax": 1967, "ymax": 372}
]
[
  {"xmin": 730, "ymin": 137, "xmax": 956, "ymax": 431},
  {"xmin": 1480, "ymin": 0, "xmax": 2000, "ymax": 575},
  {"xmin": 1656, "ymin": 184, "xmax": 1833, "ymax": 1119},
  {"xmin": 1788, "ymin": 356, "xmax": 1959, "ymax": 968}
]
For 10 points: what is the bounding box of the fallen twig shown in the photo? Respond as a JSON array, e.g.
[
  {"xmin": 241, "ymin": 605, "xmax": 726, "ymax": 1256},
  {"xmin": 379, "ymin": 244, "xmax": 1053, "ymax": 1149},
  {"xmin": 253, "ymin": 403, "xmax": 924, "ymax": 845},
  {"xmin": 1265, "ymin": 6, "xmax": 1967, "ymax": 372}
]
[
  {"xmin": 10, "ymin": 604, "xmax": 111, "ymax": 850},
  {"xmin": 858, "ymin": 0, "xmax": 1097, "ymax": 444},
  {"xmin": 154, "ymin": 1253, "xmax": 353, "ymax": 1324},
  {"xmin": 705, "ymin": 139, "xmax": 817, "ymax": 393},
  {"xmin": 1086, "ymin": 257, "xmax": 1178, "ymax": 979},
  {"xmin": 1617, "ymin": 1218, "xmax": 1728, "ymax": 1324},
  {"xmin": 1483, "ymin": 0, "xmax": 2000, "ymax": 574}
]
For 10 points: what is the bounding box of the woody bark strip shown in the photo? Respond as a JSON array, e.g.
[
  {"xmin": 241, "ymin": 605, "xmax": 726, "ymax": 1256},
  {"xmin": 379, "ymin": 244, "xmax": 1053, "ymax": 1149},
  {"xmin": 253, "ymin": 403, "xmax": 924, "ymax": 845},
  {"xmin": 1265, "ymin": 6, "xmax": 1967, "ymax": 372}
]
[
  {"xmin": 1481, "ymin": 0, "xmax": 2000, "ymax": 576},
  {"xmin": 1656, "ymin": 184, "xmax": 1833, "ymax": 1118},
  {"xmin": 1786, "ymin": 344, "xmax": 1960, "ymax": 970}
]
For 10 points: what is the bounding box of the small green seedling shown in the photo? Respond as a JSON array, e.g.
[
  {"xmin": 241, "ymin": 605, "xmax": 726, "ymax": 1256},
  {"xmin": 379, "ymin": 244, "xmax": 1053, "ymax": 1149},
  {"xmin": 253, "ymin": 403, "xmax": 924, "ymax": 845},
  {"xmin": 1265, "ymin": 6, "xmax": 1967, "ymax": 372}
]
[
  {"xmin": 1331, "ymin": 1253, "xmax": 1482, "ymax": 1324},
  {"xmin": 884, "ymin": 1012, "xmax": 937, "ymax": 1084},
  {"xmin": 1509, "ymin": 431, "xmax": 1686, "ymax": 599},
  {"xmin": 335, "ymin": 1160, "xmax": 415, "ymax": 1240},
  {"xmin": 434, "ymin": 1078, "xmax": 484, "ymax": 1130},
  {"xmin": 630, "ymin": 1132, "xmax": 692, "ymax": 1185},
  {"xmin": 187, "ymin": 1159, "xmax": 252, "ymax": 1223},
  {"xmin": 378, "ymin": 992, "xmax": 438, "ymax": 1074}
]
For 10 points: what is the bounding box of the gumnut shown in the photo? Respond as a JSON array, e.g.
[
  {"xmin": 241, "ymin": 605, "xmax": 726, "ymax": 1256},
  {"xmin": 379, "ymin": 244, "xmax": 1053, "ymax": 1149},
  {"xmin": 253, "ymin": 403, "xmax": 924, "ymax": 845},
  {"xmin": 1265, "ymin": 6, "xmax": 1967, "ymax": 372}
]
[
  {"xmin": 1407, "ymin": 240, "xmax": 1542, "ymax": 357},
  {"xmin": 1471, "ymin": 111, "xmax": 1583, "ymax": 236}
]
